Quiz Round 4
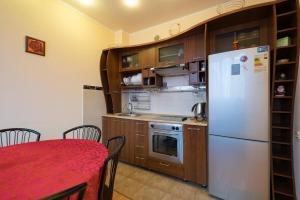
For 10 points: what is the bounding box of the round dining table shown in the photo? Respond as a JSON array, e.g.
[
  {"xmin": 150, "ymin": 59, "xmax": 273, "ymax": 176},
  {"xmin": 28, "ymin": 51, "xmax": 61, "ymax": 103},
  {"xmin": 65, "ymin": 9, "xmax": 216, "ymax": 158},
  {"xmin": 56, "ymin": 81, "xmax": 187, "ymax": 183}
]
[{"xmin": 0, "ymin": 139, "xmax": 108, "ymax": 200}]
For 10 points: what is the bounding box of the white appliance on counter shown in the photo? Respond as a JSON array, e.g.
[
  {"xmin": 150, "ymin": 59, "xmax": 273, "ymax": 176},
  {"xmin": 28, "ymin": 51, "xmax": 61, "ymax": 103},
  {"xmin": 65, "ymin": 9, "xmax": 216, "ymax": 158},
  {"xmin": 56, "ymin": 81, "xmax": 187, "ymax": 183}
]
[{"xmin": 208, "ymin": 46, "xmax": 270, "ymax": 200}]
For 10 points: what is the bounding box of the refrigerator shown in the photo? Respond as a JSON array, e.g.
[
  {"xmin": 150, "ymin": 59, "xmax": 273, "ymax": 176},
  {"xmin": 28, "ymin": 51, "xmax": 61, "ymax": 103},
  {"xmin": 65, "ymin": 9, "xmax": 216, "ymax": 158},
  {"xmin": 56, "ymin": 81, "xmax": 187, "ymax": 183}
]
[{"xmin": 208, "ymin": 46, "xmax": 270, "ymax": 200}]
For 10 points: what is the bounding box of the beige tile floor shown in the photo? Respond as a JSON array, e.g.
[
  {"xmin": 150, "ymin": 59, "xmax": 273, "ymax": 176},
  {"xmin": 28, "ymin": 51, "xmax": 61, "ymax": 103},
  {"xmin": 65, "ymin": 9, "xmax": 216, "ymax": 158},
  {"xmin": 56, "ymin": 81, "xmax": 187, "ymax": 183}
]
[{"xmin": 112, "ymin": 162, "xmax": 216, "ymax": 200}]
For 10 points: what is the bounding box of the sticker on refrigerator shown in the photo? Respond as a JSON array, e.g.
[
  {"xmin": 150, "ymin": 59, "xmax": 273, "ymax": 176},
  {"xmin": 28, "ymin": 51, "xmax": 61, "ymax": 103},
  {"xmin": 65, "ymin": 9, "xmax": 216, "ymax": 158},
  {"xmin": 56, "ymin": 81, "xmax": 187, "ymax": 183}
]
[
  {"xmin": 254, "ymin": 54, "xmax": 267, "ymax": 73},
  {"xmin": 231, "ymin": 64, "xmax": 240, "ymax": 75},
  {"xmin": 257, "ymin": 46, "xmax": 269, "ymax": 53}
]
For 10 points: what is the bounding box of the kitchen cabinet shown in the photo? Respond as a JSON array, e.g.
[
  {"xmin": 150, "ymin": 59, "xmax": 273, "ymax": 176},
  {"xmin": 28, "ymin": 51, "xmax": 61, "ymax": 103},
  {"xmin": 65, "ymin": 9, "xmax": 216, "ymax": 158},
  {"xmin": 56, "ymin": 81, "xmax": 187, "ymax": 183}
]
[
  {"xmin": 102, "ymin": 116, "xmax": 109, "ymax": 143},
  {"xmin": 133, "ymin": 120, "xmax": 148, "ymax": 167},
  {"xmin": 102, "ymin": 117, "xmax": 133, "ymax": 163},
  {"xmin": 188, "ymin": 60, "xmax": 206, "ymax": 85},
  {"xmin": 142, "ymin": 68, "xmax": 162, "ymax": 87},
  {"xmin": 120, "ymin": 119, "xmax": 135, "ymax": 163},
  {"xmin": 183, "ymin": 125, "xmax": 207, "ymax": 185},
  {"xmin": 184, "ymin": 31, "xmax": 205, "ymax": 63},
  {"xmin": 140, "ymin": 47, "xmax": 156, "ymax": 68},
  {"xmin": 103, "ymin": 116, "xmax": 207, "ymax": 182},
  {"xmin": 120, "ymin": 53, "xmax": 139, "ymax": 68},
  {"xmin": 102, "ymin": 117, "xmax": 148, "ymax": 166},
  {"xmin": 102, "ymin": 116, "xmax": 122, "ymax": 153},
  {"xmin": 210, "ymin": 20, "xmax": 269, "ymax": 53},
  {"xmin": 156, "ymin": 42, "xmax": 184, "ymax": 67},
  {"xmin": 147, "ymin": 157, "xmax": 184, "ymax": 178}
]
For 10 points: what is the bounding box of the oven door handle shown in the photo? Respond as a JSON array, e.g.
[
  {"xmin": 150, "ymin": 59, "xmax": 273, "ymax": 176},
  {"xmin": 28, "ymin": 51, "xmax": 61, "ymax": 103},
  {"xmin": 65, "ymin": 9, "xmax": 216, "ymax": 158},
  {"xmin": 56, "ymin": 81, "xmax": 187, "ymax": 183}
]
[{"xmin": 152, "ymin": 131, "xmax": 179, "ymax": 137}]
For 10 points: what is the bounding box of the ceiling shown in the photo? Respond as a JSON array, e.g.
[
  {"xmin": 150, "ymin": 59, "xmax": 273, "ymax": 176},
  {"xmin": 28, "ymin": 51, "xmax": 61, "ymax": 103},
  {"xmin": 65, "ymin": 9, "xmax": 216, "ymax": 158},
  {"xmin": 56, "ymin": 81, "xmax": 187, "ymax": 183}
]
[{"xmin": 62, "ymin": 0, "xmax": 225, "ymax": 32}]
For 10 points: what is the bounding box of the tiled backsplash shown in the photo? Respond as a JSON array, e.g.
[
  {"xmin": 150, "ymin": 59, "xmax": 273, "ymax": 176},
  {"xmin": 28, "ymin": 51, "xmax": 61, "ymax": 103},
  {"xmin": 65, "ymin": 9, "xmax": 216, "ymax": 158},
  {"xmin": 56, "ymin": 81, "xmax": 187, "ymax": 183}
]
[{"xmin": 121, "ymin": 75, "xmax": 206, "ymax": 116}]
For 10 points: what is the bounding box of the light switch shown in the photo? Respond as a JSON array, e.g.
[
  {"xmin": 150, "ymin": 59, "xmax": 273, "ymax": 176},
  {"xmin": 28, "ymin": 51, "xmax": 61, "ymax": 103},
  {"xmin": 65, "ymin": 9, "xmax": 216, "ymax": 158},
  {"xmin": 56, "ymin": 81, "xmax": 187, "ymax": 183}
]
[{"xmin": 297, "ymin": 131, "xmax": 300, "ymax": 140}]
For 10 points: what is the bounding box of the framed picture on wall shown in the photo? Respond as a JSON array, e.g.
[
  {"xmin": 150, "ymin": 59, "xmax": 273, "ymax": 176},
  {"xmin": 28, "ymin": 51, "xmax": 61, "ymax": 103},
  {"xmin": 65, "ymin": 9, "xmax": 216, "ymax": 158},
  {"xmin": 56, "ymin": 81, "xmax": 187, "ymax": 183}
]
[{"xmin": 25, "ymin": 36, "xmax": 45, "ymax": 56}]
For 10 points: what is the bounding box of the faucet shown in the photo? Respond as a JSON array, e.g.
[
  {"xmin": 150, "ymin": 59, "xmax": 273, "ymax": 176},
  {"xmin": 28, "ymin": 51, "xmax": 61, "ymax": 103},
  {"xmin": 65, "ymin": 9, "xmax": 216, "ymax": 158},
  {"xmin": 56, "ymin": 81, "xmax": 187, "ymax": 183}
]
[{"xmin": 127, "ymin": 102, "xmax": 133, "ymax": 114}]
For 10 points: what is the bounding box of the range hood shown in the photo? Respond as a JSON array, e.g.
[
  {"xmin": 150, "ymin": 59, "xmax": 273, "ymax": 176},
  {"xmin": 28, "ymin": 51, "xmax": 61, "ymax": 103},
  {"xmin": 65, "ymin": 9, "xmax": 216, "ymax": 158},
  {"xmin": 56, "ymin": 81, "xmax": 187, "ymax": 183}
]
[{"xmin": 153, "ymin": 63, "xmax": 189, "ymax": 76}]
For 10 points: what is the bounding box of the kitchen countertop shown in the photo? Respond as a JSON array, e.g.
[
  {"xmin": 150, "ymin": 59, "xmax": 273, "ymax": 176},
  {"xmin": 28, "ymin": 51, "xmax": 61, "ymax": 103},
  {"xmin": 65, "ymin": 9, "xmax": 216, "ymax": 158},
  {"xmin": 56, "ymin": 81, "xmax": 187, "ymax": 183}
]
[{"xmin": 103, "ymin": 113, "xmax": 207, "ymax": 127}]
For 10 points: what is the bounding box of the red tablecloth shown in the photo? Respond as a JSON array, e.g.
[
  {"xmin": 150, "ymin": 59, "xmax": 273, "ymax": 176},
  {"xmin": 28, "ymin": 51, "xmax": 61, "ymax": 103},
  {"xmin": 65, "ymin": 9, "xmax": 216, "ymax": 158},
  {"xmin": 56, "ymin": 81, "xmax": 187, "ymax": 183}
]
[{"xmin": 0, "ymin": 139, "xmax": 108, "ymax": 200}]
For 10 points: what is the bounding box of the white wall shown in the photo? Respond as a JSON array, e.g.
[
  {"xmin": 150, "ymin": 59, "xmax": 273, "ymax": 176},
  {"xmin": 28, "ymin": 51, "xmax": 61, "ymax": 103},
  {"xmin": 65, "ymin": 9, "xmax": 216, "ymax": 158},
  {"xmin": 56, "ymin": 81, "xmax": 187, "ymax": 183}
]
[
  {"xmin": 0, "ymin": 0, "xmax": 114, "ymax": 140},
  {"xmin": 129, "ymin": 0, "xmax": 274, "ymax": 45}
]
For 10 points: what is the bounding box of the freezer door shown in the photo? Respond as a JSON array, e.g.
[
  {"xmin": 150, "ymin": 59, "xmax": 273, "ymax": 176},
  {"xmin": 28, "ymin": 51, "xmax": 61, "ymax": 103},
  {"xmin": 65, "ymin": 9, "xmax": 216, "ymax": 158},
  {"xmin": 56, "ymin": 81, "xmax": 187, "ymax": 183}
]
[
  {"xmin": 208, "ymin": 47, "xmax": 269, "ymax": 141},
  {"xmin": 208, "ymin": 135, "xmax": 269, "ymax": 200}
]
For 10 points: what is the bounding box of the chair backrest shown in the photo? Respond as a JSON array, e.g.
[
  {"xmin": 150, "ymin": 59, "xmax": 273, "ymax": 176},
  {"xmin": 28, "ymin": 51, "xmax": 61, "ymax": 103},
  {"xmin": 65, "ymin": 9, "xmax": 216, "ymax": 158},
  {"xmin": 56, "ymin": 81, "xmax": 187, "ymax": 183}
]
[
  {"xmin": 41, "ymin": 182, "xmax": 87, "ymax": 200},
  {"xmin": 98, "ymin": 136, "xmax": 125, "ymax": 200},
  {"xmin": 0, "ymin": 128, "xmax": 41, "ymax": 147},
  {"xmin": 63, "ymin": 125, "xmax": 101, "ymax": 142}
]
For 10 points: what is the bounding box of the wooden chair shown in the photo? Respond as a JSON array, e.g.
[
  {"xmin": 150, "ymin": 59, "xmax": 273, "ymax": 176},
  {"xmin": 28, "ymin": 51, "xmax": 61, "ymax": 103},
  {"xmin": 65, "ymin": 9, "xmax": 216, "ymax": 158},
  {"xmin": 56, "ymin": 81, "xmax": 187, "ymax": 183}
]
[
  {"xmin": 63, "ymin": 125, "xmax": 101, "ymax": 142},
  {"xmin": 41, "ymin": 182, "xmax": 87, "ymax": 200},
  {"xmin": 0, "ymin": 128, "xmax": 41, "ymax": 147},
  {"xmin": 98, "ymin": 136, "xmax": 126, "ymax": 200}
]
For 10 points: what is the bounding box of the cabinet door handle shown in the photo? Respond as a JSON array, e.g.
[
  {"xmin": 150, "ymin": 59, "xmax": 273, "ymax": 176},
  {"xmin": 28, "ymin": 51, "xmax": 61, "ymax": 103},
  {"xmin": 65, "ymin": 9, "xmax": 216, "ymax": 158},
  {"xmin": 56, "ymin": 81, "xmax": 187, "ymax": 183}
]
[
  {"xmin": 135, "ymin": 145, "xmax": 144, "ymax": 148},
  {"xmin": 159, "ymin": 162, "xmax": 170, "ymax": 167},
  {"xmin": 187, "ymin": 127, "xmax": 201, "ymax": 131},
  {"xmin": 136, "ymin": 134, "xmax": 145, "ymax": 137},
  {"xmin": 136, "ymin": 156, "xmax": 145, "ymax": 160}
]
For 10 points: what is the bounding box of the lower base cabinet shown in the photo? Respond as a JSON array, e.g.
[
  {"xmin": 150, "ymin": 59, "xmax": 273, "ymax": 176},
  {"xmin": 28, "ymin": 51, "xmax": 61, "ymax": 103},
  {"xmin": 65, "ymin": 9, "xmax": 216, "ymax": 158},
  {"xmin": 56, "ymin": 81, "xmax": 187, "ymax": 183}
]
[
  {"xmin": 133, "ymin": 120, "xmax": 148, "ymax": 167},
  {"xmin": 102, "ymin": 116, "xmax": 207, "ymax": 185},
  {"xmin": 147, "ymin": 157, "xmax": 184, "ymax": 178},
  {"xmin": 102, "ymin": 117, "xmax": 148, "ymax": 166},
  {"xmin": 183, "ymin": 125, "xmax": 208, "ymax": 185}
]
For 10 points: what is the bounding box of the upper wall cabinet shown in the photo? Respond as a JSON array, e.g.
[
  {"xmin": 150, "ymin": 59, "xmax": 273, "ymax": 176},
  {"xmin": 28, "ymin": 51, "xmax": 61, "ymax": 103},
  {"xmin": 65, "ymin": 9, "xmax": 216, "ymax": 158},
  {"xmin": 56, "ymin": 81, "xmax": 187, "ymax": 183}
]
[
  {"xmin": 184, "ymin": 30, "xmax": 205, "ymax": 62},
  {"xmin": 210, "ymin": 19, "xmax": 269, "ymax": 53},
  {"xmin": 140, "ymin": 47, "xmax": 156, "ymax": 69},
  {"xmin": 156, "ymin": 41, "xmax": 185, "ymax": 67},
  {"xmin": 119, "ymin": 51, "xmax": 141, "ymax": 72}
]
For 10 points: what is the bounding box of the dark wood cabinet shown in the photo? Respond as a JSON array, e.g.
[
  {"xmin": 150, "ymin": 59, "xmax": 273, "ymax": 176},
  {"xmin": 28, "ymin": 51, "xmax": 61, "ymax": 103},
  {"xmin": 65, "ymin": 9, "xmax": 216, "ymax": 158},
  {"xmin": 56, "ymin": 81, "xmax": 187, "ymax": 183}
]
[
  {"xmin": 142, "ymin": 68, "xmax": 162, "ymax": 87},
  {"xmin": 133, "ymin": 120, "xmax": 148, "ymax": 167},
  {"xmin": 103, "ymin": 116, "xmax": 208, "ymax": 182},
  {"xmin": 120, "ymin": 119, "xmax": 135, "ymax": 163},
  {"xmin": 140, "ymin": 47, "xmax": 156, "ymax": 68},
  {"xmin": 102, "ymin": 116, "xmax": 121, "ymax": 142},
  {"xmin": 188, "ymin": 60, "xmax": 206, "ymax": 85},
  {"xmin": 102, "ymin": 116, "xmax": 110, "ymax": 143},
  {"xmin": 119, "ymin": 52, "xmax": 140, "ymax": 69},
  {"xmin": 102, "ymin": 117, "xmax": 148, "ymax": 166},
  {"xmin": 102, "ymin": 117, "xmax": 133, "ymax": 163},
  {"xmin": 156, "ymin": 41, "xmax": 185, "ymax": 67},
  {"xmin": 209, "ymin": 19, "xmax": 269, "ymax": 54},
  {"xmin": 147, "ymin": 157, "xmax": 184, "ymax": 178},
  {"xmin": 183, "ymin": 125, "xmax": 207, "ymax": 185},
  {"xmin": 184, "ymin": 30, "xmax": 205, "ymax": 62}
]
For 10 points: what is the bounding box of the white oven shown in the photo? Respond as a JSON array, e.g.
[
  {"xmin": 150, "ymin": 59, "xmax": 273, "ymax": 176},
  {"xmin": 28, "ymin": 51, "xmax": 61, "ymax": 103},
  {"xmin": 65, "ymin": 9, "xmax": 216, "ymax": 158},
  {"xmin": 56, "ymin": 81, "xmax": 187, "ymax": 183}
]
[{"xmin": 148, "ymin": 122, "xmax": 183, "ymax": 164}]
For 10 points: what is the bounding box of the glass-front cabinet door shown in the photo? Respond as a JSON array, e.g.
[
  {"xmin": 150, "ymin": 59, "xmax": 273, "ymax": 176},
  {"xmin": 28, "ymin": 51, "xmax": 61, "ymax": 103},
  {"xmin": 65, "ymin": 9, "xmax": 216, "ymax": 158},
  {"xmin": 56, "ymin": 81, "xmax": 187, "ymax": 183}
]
[
  {"xmin": 120, "ymin": 53, "xmax": 139, "ymax": 70},
  {"xmin": 157, "ymin": 43, "xmax": 184, "ymax": 67},
  {"xmin": 211, "ymin": 20, "xmax": 268, "ymax": 53}
]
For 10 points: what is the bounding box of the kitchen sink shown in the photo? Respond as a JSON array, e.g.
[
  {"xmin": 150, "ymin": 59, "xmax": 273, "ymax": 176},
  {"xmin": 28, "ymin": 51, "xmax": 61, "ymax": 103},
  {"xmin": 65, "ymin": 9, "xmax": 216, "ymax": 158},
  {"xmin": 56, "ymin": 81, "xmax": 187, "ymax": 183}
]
[{"xmin": 117, "ymin": 113, "xmax": 141, "ymax": 117}]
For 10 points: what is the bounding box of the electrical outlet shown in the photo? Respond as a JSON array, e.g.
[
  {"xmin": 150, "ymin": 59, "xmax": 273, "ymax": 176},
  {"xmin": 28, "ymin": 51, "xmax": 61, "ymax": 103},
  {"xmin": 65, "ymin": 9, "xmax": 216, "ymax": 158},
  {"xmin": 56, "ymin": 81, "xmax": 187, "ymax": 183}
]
[{"xmin": 297, "ymin": 131, "xmax": 300, "ymax": 140}]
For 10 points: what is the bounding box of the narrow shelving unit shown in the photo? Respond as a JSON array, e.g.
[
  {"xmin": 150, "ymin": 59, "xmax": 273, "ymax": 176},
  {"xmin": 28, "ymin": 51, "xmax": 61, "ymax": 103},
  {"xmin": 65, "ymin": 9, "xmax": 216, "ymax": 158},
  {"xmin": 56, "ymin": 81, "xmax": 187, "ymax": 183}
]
[
  {"xmin": 100, "ymin": 50, "xmax": 114, "ymax": 113},
  {"xmin": 271, "ymin": 0, "xmax": 299, "ymax": 199}
]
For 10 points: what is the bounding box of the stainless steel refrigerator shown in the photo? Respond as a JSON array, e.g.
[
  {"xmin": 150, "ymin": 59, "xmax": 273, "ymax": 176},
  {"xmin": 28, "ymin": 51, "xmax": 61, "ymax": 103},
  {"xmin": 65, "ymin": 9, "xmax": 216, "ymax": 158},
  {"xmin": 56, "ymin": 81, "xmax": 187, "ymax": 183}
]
[{"xmin": 208, "ymin": 46, "xmax": 270, "ymax": 200}]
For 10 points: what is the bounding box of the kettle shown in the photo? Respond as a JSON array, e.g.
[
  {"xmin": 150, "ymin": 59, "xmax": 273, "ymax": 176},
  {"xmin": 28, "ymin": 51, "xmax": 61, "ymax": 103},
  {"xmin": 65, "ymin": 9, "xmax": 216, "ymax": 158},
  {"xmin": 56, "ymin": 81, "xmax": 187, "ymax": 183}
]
[{"xmin": 191, "ymin": 102, "xmax": 206, "ymax": 121}]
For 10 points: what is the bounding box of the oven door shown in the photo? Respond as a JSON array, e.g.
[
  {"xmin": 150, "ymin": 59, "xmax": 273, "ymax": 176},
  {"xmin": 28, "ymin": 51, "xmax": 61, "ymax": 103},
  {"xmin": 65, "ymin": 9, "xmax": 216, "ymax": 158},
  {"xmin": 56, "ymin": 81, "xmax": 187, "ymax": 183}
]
[{"xmin": 149, "ymin": 131, "xmax": 183, "ymax": 164}]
